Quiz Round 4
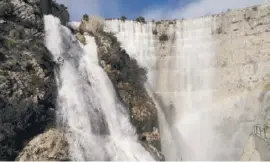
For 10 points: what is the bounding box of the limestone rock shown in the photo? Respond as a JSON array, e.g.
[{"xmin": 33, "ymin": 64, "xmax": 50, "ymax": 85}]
[
  {"xmin": 75, "ymin": 33, "xmax": 86, "ymax": 45},
  {"xmin": 17, "ymin": 129, "xmax": 69, "ymax": 161},
  {"xmin": 0, "ymin": 0, "xmax": 68, "ymax": 160},
  {"xmin": 79, "ymin": 15, "xmax": 105, "ymax": 34}
]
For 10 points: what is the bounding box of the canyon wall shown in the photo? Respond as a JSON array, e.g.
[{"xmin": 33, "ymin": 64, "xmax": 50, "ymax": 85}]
[
  {"xmin": 0, "ymin": 0, "xmax": 69, "ymax": 160},
  {"xmin": 105, "ymin": 3, "xmax": 270, "ymax": 160}
]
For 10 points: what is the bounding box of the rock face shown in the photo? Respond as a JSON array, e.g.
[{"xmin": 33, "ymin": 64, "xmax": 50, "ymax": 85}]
[
  {"xmin": 97, "ymin": 32, "xmax": 162, "ymax": 159},
  {"xmin": 79, "ymin": 15, "xmax": 104, "ymax": 34},
  {"xmin": 92, "ymin": 30, "xmax": 161, "ymax": 156},
  {"xmin": 17, "ymin": 129, "xmax": 69, "ymax": 161},
  {"xmin": 94, "ymin": 31, "xmax": 159, "ymax": 139},
  {"xmin": 0, "ymin": 0, "xmax": 68, "ymax": 160}
]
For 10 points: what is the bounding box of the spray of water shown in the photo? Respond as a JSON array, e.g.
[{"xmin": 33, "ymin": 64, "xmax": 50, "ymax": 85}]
[
  {"xmin": 44, "ymin": 15, "xmax": 153, "ymax": 161},
  {"xmin": 105, "ymin": 17, "xmax": 260, "ymax": 160},
  {"xmin": 104, "ymin": 19, "xmax": 180, "ymax": 160}
]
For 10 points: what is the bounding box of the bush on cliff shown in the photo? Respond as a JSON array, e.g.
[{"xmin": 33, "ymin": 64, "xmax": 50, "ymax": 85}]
[
  {"xmin": 82, "ymin": 14, "xmax": 89, "ymax": 21},
  {"xmin": 159, "ymin": 33, "xmax": 168, "ymax": 41},
  {"xmin": 152, "ymin": 30, "xmax": 158, "ymax": 35},
  {"xmin": 120, "ymin": 16, "xmax": 127, "ymax": 22},
  {"xmin": 135, "ymin": 16, "xmax": 146, "ymax": 23}
]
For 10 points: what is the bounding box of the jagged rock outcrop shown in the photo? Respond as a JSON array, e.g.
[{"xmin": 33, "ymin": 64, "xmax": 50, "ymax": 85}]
[
  {"xmin": 17, "ymin": 129, "xmax": 69, "ymax": 161},
  {"xmin": 0, "ymin": 0, "xmax": 68, "ymax": 160},
  {"xmin": 79, "ymin": 15, "xmax": 104, "ymax": 34}
]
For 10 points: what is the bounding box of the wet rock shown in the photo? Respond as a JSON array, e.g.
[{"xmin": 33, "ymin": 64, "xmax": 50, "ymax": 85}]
[
  {"xmin": 51, "ymin": 2, "xmax": 69, "ymax": 25},
  {"xmin": 75, "ymin": 33, "xmax": 86, "ymax": 45},
  {"xmin": 17, "ymin": 129, "xmax": 70, "ymax": 161}
]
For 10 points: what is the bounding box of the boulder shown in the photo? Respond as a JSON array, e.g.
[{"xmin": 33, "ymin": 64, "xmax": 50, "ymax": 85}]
[
  {"xmin": 17, "ymin": 129, "xmax": 69, "ymax": 161},
  {"xmin": 79, "ymin": 15, "xmax": 104, "ymax": 34}
]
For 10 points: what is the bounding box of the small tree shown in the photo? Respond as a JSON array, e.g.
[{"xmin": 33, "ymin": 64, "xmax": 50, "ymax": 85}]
[
  {"xmin": 83, "ymin": 14, "xmax": 89, "ymax": 21},
  {"xmin": 135, "ymin": 16, "xmax": 145, "ymax": 23},
  {"xmin": 152, "ymin": 30, "xmax": 158, "ymax": 35},
  {"xmin": 159, "ymin": 34, "xmax": 168, "ymax": 41},
  {"xmin": 120, "ymin": 16, "xmax": 127, "ymax": 22}
]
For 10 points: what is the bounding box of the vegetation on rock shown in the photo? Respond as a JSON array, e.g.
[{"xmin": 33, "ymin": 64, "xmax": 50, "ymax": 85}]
[
  {"xmin": 82, "ymin": 14, "xmax": 89, "ymax": 21},
  {"xmin": 135, "ymin": 16, "xmax": 146, "ymax": 23},
  {"xmin": 0, "ymin": 0, "xmax": 68, "ymax": 160},
  {"xmin": 152, "ymin": 30, "xmax": 158, "ymax": 35},
  {"xmin": 159, "ymin": 33, "xmax": 169, "ymax": 41},
  {"xmin": 120, "ymin": 16, "xmax": 127, "ymax": 22},
  {"xmin": 93, "ymin": 30, "xmax": 162, "ymax": 157},
  {"xmin": 168, "ymin": 21, "xmax": 175, "ymax": 24}
]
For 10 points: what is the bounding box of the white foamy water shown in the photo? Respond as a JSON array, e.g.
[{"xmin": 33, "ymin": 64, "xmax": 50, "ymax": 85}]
[
  {"xmin": 105, "ymin": 18, "xmax": 260, "ymax": 161},
  {"xmin": 44, "ymin": 15, "xmax": 153, "ymax": 161},
  {"xmin": 105, "ymin": 19, "xmax": 180, "ymax": 160}
]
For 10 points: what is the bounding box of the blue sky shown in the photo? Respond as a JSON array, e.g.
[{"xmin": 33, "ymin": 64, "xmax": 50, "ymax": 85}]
[{"xmin": 56, "ymin": 0, "xmax": 266, "ymax": 21}]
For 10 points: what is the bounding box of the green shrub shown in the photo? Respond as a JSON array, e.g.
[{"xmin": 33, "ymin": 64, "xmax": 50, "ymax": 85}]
[
  {"xmin": 82, "ymin": 14, "xmax": 89, "ymax": 21},
  {"xmin": 135, "ymin": 16, "xmax": 146, "ymax": 23},
  {"xmin": 155, "ymin": 21, "xmax": 161, "ymax": 25},
  {"xmin": 152, "ymin": 30, "xmax": 158, "ymax": 35},
  {"xmin": 120, "ymin": 16, "xmax": 127, "ymax": 22},
  {"xmin": 159, "ymin": 34, "xmax": 168, "ymax": 41},
  {"xmin": 4, "ymin": 39, "xmax": 16, "ymax": 49},
  {"xmin": 252, "ymin": 6, "xmax": 258, "ymax": 11},
  {"xmin": 216, "ymin": 26, "xmax": 222, "ymax": 34},
  {"xmin": 168, "ymin": 21, "xmax": 174, "ymax": 24}
]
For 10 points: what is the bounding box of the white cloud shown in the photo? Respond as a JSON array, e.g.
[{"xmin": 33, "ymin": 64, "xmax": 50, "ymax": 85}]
[{"xmin": 142, "ymin": 0, "xmax": 266, "ymax": 20}]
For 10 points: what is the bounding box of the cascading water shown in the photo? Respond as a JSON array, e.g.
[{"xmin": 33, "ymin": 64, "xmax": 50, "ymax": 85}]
[
  {"xmin": 104, "ymin": 20, "xmax": 180, "ymax": 160},
  {"xmin": 44, "ymin": 15, "xmax": 154, "ymax": 161},
  {"xmin": 105, "ymin": 18, "xmax": 260, "ymax": 161}
]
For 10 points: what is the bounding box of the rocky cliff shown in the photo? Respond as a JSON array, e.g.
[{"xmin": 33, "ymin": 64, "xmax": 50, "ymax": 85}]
[
  {"xmin": 94, "ymin": 31, "xmax": 162, "ymax": 158},
  {"xmin": 17, "ymin": 129, "xmax": 69, "ymax": 161},
  {"xmin": 1, "ymin": 0, "xmax": 269, "ymax": 160},
  {"xmin": 0, "ymin": 0, "xmax": 68, "ymax": 160}
]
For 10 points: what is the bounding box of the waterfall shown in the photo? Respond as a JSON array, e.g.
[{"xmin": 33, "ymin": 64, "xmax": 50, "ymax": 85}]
[
  {"xmin": 172, "ymin": 18, "xmax": 217, "ymax": 160},
  {"xmin": 104, "ymin": 19, "xmax": 180, "ymax": 160},
  {"xmin": 44, "ymin": 15, "xmax": 154, "ymax": 161},
  {"xmin": 105, "ymin": 18, "xmax": 260, "ymax": 161}
]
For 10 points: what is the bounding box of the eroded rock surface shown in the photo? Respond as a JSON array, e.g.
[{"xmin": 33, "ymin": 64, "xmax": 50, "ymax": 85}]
[
  {"xmin": 0, "ymin": 0, "xmax": 68, "ymax": 160},
  {"xmin": 17, "ymin": 129, "xmax": 69, "ymax": 161}
]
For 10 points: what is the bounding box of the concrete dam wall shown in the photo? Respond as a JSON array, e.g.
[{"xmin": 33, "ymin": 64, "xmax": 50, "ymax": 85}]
[{"xmin": 104, "ymin": 3, "xmax": 270, "ymax": 160}]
